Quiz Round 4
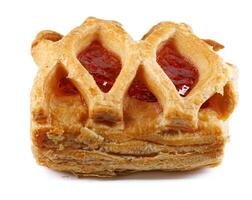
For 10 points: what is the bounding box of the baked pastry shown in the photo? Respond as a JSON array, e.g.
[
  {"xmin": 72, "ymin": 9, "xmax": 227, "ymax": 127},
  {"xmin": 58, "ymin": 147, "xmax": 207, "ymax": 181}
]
[{"xmin": 31, "ymin": 17, "xmax": 238, "ymax": 177}]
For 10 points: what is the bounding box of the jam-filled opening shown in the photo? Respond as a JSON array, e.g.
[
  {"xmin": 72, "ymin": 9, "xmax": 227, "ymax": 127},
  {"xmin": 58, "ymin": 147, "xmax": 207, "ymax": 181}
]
[
  {"xmin": 57, "ymin": 77, "xmax": 79, "ymax": 96},
  {"xmin": 44, "ymin": 63, "xmax": 88, "ymax": 129},
  {"xmin": 156, "ymin": 38, "xmax": 199, "ymax": 97},
  {"xmin": 52, "ymin": 66, "xmax": 79, "ymax": 96},
  {"xmin": 77, "ymin": 40, "xmax": 122, "ymax": 93},
  {"xmin": 127, "ymin": 38, "xmax": 200, "ymax": 102},
  {"xmin": 124, "ymin": 67, "xmax": 162, "ymax": 127},
  {"xmin": 46, "ymin": 64, "xmax": 88, "ymax": 127},
  {"xmin": 128, "ymin": 66, "xmax": 157, "ymax": 102}
]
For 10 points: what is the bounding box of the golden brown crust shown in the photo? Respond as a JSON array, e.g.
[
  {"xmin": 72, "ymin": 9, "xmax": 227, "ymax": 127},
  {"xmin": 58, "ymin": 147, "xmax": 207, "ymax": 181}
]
[
  {"xmin": 31, "ymin": 17, "xmax": 238, "ymax": 177},
  {"xmin": 33, "ymin": 146, "xmax": 223, "ymax": 177},
  {"xmin": 202, "ymin": 39, "xmax": 224, "ymax": 51}
]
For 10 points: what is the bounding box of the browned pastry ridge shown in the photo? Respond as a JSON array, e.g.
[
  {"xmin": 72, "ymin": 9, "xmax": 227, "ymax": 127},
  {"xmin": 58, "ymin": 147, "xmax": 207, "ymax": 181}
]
[{"xmin": 31, "ymin": 17, "xmax": 238, "ymax": 177}]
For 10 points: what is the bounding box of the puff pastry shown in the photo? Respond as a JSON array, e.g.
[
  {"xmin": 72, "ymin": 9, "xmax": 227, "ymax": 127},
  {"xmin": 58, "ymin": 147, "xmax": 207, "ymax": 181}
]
[{"xmin": 31, "ymin": 17, "xmax": 238, "ymax": 177}]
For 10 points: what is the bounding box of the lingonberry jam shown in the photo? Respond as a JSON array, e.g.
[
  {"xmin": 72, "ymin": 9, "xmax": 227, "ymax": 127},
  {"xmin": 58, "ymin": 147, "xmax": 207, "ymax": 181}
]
[
  {"xmin": 77, "ymin": 39, "xmax": 198, "ymax": 102},
  {"xmin": 128, "ymin": 76, "xmax": 157, "ymax": 102},
  {"xmin": 128, "ymin": 39, "xmax": 199, "ymax": 102},
  {"xmin": 77, "ymin": 40, "xmax": 122, "ymax": 93},
  {"xmin": 58, "ymin": 77, "xmax": 79, "ymax": 95},
  {"xmin": 156, "ymin": 39, "xmax": 199, "ymax": 97}
]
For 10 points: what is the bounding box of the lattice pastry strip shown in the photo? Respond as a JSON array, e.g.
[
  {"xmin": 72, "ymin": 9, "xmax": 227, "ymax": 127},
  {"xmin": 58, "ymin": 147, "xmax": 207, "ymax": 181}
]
[
  {"xmin": 140, "ymin": 22, "xmax": 236, "ymax": 130},
  {"xmin": 32, "ymin": 17, "xmax": 140, "ymax": 130}
]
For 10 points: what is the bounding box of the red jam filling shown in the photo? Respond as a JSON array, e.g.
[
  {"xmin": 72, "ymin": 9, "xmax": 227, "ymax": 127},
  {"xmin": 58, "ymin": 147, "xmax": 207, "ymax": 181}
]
[
  {"xmin": 77, "ymin": 40, "xmax": 122, "ymax": 93},
  {"xmin": 128, "ymin": 71, "xmax": 157, "ymax": 102},
  {"xmin": 156, "ymin": 39, "xmax": 199, "ymax": 97},
  {"xmin": 76, "ymin": 39, "xmax": 198, "ymax": 102},
  {"xmin": 128, "ymin": 39, "xmax": 199, "ymax": 102},
  {"xmin": 58, "ymin": 77, "xmax": 79, "ymax": 95}
]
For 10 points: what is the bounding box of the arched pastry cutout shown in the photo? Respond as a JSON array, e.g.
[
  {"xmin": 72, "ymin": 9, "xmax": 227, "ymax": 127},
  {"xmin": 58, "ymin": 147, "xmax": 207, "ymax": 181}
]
[
  {"xmin": 200, "ymin": 82, "xmax": 237, "ymax": 119},
  {"xmin": 43, "ymin": 63, "xmax": 84, "ymax": 110},
  {"xmin": 77, "ymin": 40, "xmax": 122, "ymax": 93},
  {"xmin": 43, "ymin": 63, "xmax": 88, "ymax": 126},
  {"xmin": 46, "ymin": 63, "xmax": 80, "ymax": 97},
  {"xmin": 124, "ymin": 66, "xmax": 162, "ymax": 129},
  {"xmin": 53, "ymin": 67, "xmax": 79, "ymax": 96},
  {"xmin": 128, "ymin": 65, "xmax": 158, "ymax": 102},
  {"xmin": 156, "ymin": 38, "xmax": 199, "ymax": 97}
]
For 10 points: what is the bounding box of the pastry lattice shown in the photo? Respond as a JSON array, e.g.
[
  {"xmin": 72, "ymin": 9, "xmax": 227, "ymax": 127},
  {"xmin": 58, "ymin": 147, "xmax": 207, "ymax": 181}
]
[{"xmin": 31, "ymin": 17, "xmax": 237, "ymax": 176}]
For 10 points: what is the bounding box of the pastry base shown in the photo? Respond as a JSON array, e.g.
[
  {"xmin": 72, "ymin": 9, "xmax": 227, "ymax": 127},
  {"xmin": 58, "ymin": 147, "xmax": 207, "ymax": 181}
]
[
  {"xmin": 32, "ymin": 123, "xmax": 226, "ymax": 177},
  {"xmin": 32, "ymin": 145, "xmax": 223, "ymax": 177}
]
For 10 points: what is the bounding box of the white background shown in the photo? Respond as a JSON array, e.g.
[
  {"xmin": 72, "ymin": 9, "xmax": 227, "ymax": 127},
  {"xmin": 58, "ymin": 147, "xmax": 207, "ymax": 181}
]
[{"xmin": 0, "ymin": 0, "xmax": 251, "ymax": 199}]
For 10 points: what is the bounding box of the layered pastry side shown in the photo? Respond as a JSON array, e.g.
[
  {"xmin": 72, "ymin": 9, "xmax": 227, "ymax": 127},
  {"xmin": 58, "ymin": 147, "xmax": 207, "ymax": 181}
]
[{"xmin": 31, "ymin": 17, "xmax": 238, "ymax": 177}]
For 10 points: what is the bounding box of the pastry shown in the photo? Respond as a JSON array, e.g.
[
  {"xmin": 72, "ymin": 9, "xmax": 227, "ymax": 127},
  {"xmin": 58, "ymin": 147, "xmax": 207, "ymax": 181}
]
[{"xmin": 31, "ymin": 17, "xmax": 238, "ymax": 177}]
